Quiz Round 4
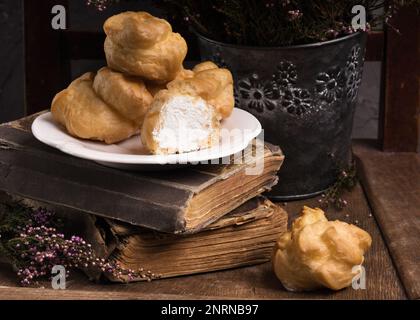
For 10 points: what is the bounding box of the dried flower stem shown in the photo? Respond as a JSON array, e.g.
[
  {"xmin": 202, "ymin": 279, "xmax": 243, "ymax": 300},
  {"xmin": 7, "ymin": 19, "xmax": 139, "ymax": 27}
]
[{"xmin": 318, "ymin": 160, "xmax": 358, "ymax": 210}]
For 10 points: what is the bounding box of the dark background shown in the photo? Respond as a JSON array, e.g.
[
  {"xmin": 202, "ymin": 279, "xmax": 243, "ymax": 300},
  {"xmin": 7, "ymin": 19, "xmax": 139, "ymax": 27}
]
[{"xmin": 0, "ymin": 0, "xmax": 380, "ymax": 138}]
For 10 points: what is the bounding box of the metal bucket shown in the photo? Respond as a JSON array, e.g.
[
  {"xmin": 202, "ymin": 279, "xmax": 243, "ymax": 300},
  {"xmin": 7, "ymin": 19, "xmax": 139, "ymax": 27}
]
[{"xmin": 196, "ymin": 32, "xmax": 367, "ymax": 200}]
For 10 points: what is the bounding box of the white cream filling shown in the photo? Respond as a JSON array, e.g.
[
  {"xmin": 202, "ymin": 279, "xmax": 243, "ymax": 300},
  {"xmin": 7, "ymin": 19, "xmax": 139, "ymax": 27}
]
[{"xmin": 153, "ymin": 95, "xmax": 214, "ymax": 153}]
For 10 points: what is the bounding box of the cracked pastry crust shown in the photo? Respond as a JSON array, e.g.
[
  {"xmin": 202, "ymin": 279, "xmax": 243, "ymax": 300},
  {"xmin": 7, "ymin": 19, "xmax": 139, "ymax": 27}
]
[
  {"xmin": 272, "ymin": 206, "xmax": 372, "ymax": 291},
  {"xmin": 141, "ymin": 89, "xmax": 221, "ymax": 155},
  {"xmin": 104, "ymin": 11, "xmax": 188, "ymax": 83},
  {"xmin": 93, "ymin": 67, "xmax": 153, "ymax": 124},
  {"xmin": 51, "ymin": 72, "xmax": 138, "ymax": 144},
  {"xmin": 167, "ymin": 61, "xmax": 235, "ymax": 119}
]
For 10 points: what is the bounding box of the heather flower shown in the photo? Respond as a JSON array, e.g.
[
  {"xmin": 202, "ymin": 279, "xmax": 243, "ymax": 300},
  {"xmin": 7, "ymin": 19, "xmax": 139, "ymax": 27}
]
[
  {"xmin": 0, "ymin": 204, "xmax": 159, "ymax": 286},
  {"xmin": 287, "ymin": 10, "xmax": 303, "ymax": 21},
  {"xmin": 86, "ymin": 0, "xmax": 111, "ymax": 11},
  {"xmin": 319, "ymin": 160, "xmax": 358, "ymax": 210},
  {"xmin": 86, "ymin": 1, "xmax": 417, "ymax": 47}
]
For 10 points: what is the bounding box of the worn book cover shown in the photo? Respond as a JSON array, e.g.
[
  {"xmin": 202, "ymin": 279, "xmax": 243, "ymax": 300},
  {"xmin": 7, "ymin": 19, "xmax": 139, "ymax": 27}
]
[
  {"xmin": 0, "ymin": 113, "xmax": 285, "ymax": 234},
  {"xmin": 61, "ymin": 197, "xmax": 288, "ymax": 282}
]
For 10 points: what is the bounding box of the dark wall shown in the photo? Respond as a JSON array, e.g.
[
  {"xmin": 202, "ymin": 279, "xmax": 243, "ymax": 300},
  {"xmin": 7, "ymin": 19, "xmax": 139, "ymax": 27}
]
[
  {"xmin": 69, "ymin": 0, "xmax": 162, "ymax": 31},
  {"xmin": 0, "ymin": 0, "xmax": 24, "ymax": 122}
]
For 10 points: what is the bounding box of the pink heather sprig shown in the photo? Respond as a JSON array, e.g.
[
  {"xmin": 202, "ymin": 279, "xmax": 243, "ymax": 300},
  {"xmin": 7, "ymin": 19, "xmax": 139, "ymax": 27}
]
[
  {"xmin": 86, "ymin": 0, "xmax": 113, "ymax": 11},
  {"xmin": 30, "ymin": 207, "xmax": 54, "ymax": 226},
  {"xmin": 84, "ymin": 0, "xmax": 419, "ymax": 45},
  {"xmin": 1, "ymin": 205, "xmax": 160, "ymax": 286},
  {"xmin": 287, "ymin": 10, "xmax": 302, "ymax": 21}
]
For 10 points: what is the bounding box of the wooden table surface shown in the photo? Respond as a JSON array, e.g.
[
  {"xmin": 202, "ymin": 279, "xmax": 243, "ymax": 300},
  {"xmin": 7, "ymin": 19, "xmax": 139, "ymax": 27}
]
[{"xmin": 0, "ymin": 140, "xmax": 417, "ymax": 300}]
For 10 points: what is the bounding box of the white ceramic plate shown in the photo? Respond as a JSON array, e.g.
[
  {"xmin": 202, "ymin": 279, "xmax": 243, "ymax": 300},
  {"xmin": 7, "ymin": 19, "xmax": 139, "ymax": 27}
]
[{"xmin": 31, "ymin": 109, "xmax": 262, "ymax": 170}]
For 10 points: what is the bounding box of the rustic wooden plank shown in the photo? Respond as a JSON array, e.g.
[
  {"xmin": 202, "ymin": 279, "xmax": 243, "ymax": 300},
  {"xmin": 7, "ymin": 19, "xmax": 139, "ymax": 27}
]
[
  {"xmin": 0, "ymin": 184, "xmax": 406, "ymax": 300},
  {"xmin": 353, "ymin": 139, "xmax": 420, "ymax": 299},
  {"xmin": 0, "ymin": 284, "xmax": 225, "ymax": 300},
  {"xmin": 382, "ymin": 8, "xmax": 420, "ymax": 152}
]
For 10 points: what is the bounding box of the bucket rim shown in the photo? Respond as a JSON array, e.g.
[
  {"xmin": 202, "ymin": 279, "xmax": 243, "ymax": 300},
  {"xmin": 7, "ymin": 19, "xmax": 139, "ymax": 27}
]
[{"xmin": 194, "ymin": 30, "xmax": 365, "ymax": 51}]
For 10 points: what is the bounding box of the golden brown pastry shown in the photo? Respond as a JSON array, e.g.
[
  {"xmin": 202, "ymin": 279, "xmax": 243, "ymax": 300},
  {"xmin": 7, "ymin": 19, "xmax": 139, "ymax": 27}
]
[
  {"xmin": 167, "ymin": 61, "xmax": 235, "ymax": 119},
  {"xmin": 145, "ymin": 68, "xmax": 195, "ymax": 97},
  {"xmin": 192, "ymin": 61, "xmax": 220, "ymax": 73},
  {"xmin": 175, "ymin": 67, "xmax": 195, "ymax": 81},
  {"xmin": 104, "ymin": 12, "xmax": 188, "ymax": 83},
  {"xmin": 141, "ymin": 89, "xmax": 220, "ymax": 155},
  {"xmin": 51, "ymin": 72, "xmax": 138, "ymax": 144},
  {"xmin": 93, "ymin": 67, "xmax": 153, "ymax": 124},
  {"xmin": 145, "ymin": 82, "xmax": 167, "ymax": 97},
  {"xmin": 272, "ymin": 206, "xmax": 372, "ymax": 291}
]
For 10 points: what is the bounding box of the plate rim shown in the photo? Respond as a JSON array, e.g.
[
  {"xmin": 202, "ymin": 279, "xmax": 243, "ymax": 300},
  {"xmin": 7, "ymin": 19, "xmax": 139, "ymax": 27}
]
[{"xmin": 31, "ymin": 109, "xmax": 262, "ymax": 165}]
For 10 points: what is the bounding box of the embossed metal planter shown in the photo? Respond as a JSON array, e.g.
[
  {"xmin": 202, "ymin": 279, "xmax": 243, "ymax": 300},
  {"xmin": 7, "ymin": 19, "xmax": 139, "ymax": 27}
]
[{"xmin": 196, "ymin": 32, "xmax": 367, "ymax": 200}]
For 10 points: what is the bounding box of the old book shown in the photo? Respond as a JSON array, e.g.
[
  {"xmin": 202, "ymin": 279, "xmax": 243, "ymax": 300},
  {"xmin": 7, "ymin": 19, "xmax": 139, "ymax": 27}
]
[
  {"xmin": 67, "ymin": 197, "xmax": 288, "ymax": 282},
  {"xmin": 0, "ymin": 112, "xmax": 284, "ymax": 234},
  {"xmin": 0, "ymin": 192, "xmax": 287, "ymax": 282}
]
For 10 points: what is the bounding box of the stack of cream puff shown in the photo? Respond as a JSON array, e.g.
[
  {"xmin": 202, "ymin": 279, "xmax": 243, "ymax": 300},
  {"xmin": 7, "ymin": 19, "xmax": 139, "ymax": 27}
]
[{"xmin": 51, "ymin": 11, "xmax": 234, "ymax": 154}]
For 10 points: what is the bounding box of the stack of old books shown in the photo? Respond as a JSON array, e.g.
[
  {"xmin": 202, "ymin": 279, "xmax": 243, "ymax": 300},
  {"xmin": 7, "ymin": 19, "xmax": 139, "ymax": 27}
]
[{"xmin": 0, "ymin": 114, "xmax": 287, "ymax": 282}]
